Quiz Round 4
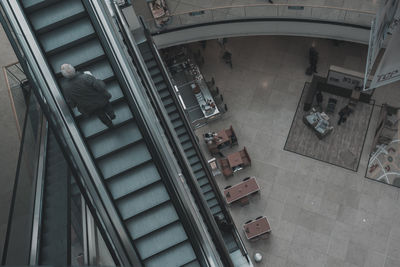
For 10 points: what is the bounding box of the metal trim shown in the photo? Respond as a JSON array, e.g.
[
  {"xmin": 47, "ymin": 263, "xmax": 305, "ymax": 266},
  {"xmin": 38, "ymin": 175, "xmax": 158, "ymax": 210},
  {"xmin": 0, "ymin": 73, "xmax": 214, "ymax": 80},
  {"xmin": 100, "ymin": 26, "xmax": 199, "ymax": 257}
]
[{"xmin": 29, "ymin": 117, "xmax": 48, "ymax": 265}]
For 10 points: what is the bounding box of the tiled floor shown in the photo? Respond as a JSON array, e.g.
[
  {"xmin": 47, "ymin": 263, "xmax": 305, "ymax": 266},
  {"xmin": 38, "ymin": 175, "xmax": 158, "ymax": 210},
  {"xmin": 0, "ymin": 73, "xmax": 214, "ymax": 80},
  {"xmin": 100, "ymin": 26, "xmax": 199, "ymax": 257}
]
[{"xmin": 191, "ymin": 36, "xmax": 400, "ymax": 267}]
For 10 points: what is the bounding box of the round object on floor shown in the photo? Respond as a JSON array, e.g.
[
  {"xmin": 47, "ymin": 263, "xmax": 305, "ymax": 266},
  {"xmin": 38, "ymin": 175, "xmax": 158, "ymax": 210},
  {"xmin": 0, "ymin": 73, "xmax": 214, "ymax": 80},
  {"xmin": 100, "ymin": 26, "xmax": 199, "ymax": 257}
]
[
  {"xmin": 388, "ymin": 156, "xmax": 393, "ymax": 162},
  {"xmin": 254, "ymin": 252, "xmax": 263, "ymax": 263}
]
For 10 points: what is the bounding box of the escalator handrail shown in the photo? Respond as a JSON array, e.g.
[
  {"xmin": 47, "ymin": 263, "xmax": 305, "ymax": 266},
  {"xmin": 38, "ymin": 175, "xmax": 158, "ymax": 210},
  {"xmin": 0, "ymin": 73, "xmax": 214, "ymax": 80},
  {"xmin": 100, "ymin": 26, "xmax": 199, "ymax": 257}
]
[
  {"xmin": 29, "ymin": 118, "xmax": 48, "ymax": 265},
  {"xmin": 139, "ymin": 17, "xmax": 250, "ymax": 259},
  {"xmin": 110, "ymin": 3, "xmax": 233, "ymax": 266},
  {"xmin": 0, "ymin": 1, "xmax": 138, "ymax": 266}
]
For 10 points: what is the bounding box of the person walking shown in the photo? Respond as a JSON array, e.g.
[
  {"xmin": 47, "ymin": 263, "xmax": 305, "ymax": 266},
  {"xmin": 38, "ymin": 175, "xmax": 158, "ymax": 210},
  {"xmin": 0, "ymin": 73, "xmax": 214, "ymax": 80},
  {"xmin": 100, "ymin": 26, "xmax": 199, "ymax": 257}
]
[
  {"xmin": 307, "ymin": 42, "xmax": 319, "ymax": 75},
  {"xmin": 60, "ymin": 63, "xmax": 116, "ymax": 128},
  {"xmin": 316, "ymin": 90, "xmax": 323, "ymax": 108}
]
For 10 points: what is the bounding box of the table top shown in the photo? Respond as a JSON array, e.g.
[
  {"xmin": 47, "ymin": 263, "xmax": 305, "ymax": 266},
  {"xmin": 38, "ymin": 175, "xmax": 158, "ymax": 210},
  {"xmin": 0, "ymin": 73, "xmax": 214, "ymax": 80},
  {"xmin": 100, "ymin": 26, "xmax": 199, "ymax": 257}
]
[
  {"xmin": 224, "ymin": 177, "xmax": 260, "ymax": 204},
  {"xmin": 243, "ymin": 217, "xmax": 271, "ymax": 239},
  {"xmin": 227, "ymin": 151, "xmax": 243, "ymax": 168},
  {"xmin": 215, "ymin": 130, "xmax": 230, "ymax": 145}
]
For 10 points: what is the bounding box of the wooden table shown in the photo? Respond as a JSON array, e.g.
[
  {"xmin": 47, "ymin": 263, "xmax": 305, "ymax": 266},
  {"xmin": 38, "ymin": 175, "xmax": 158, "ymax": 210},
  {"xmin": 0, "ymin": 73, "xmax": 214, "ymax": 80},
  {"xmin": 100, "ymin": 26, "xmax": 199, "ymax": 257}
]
[
  {"xmin": 215, "ymin": 130, "xmax": 229, "ymax": 146},
  {"xmin": 224, "ymin": 177, "xmax": 260, "ymax": 204},
  {"xmin": 243, "ymin": 216, "xmax": 271, "ymax": 240},
  {"xmin": 227, "ymin": 151, "xmax": 243, "ymax": 168}
]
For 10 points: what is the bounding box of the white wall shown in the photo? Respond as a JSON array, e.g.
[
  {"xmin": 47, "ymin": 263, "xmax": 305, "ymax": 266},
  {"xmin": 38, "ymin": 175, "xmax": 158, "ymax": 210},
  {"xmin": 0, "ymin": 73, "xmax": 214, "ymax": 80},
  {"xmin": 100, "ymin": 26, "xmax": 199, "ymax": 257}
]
[{"xmin": 152, "ymin": 20, "xmax": 370, "ymax": 48}]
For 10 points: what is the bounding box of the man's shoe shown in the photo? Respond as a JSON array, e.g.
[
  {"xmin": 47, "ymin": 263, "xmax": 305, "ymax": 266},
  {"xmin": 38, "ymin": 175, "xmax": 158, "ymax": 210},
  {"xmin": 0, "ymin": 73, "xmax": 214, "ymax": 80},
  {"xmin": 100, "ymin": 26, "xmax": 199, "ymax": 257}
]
[{"xmin": 109, "ymin": 113, "xmax": 116, "ymax": 120}]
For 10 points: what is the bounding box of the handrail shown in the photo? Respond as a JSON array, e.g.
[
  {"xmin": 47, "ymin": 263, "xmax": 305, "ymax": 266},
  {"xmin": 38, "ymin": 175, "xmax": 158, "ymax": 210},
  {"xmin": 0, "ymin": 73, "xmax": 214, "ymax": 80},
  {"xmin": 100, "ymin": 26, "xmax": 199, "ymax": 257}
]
[
  {"xmin": 0, "ymin": 1, "xmax": 132, "ymax": 265},
  {"xmin": 29, "ymin": 118, "xmax": 48, "ymax": 265},
  {"xmin": 86, "ymin": 1, "xmax": 226, "ymax": 266},
  {"xmin": 112, "ymin": 3, "xmax": 233, "ymax": 266},
  {"xmin": 138, "ymin": 15, "xmax": 250, "ymax": 261},
  {"xmin": 143, "ymin": 3, "xmax": 375, "ymax": 32},
  {"xmin": 162, "ymin": 3, "xmax": 375, "ymax": 17}
]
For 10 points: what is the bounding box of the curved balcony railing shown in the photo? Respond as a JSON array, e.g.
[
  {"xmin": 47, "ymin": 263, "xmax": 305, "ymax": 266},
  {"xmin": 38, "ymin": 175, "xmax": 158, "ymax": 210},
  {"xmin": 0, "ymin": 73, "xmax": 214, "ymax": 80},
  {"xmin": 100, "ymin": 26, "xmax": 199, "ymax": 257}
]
[{"xmin": 145, "ymin": 3, "xmax": 375, "ymax": 33}]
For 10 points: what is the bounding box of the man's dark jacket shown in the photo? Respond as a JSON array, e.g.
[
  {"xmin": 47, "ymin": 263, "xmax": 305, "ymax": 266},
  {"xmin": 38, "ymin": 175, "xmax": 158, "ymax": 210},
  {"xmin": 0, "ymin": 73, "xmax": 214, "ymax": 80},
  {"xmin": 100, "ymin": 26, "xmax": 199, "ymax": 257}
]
[{"xmin": 62, "ymin": 72, "xmax": 111, "ymax": 115}]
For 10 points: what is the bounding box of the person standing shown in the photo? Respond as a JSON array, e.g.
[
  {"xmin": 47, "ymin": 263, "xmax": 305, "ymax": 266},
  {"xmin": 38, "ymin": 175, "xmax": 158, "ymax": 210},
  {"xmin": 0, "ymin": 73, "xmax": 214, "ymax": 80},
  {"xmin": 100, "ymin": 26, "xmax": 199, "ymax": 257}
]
[
  {"xmin": 316, "ymin": 90, "xmax": 323, "ymax": 108},
  {"xmin": 60, "ymin": 63, "xmax": 116, "ymax": 128},
  {"xmin": 308, "ymin": 42, "xmax": 319, "ymax": 74}
]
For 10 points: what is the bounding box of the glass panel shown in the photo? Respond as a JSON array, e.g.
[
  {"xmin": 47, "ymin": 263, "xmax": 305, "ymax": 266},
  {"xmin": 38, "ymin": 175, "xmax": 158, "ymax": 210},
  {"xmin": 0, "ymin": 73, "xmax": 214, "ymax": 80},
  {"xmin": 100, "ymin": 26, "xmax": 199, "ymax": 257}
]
[{"xmin": 2, "ymin": 93, "xmax": 42, "ymax": 265}]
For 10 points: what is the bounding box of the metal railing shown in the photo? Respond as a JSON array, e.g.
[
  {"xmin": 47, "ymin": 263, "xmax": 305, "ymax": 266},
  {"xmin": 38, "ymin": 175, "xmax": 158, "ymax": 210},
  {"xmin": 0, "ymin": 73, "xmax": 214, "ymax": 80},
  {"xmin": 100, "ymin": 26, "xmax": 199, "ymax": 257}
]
[{"xmin": 144, "ymin": 3, "xmax": 375, "ymax": 32}]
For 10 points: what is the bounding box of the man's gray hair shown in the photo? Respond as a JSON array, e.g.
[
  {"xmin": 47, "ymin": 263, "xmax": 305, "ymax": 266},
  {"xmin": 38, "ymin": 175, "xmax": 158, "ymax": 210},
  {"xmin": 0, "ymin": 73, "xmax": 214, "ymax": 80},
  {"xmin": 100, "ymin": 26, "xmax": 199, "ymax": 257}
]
[{"xmin": 60, "ymin": 63, "xmax": 76, "ymax": 78}]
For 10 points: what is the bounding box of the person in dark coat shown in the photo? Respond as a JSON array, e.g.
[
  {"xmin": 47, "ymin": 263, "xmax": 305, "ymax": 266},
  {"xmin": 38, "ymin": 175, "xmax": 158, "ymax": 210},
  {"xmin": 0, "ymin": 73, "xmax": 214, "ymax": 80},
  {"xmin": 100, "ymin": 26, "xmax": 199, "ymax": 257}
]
[
  {"xmin": 337, "ymin": 105, "xmax": 352, "ymax": 125},
  {"xmin": 316, "ymin": 90, "xmax": 323, "ymax": 107},
  {"xmin": 61, "ymin": 64, "xmax": 116, "ymax": 128},
  {"xmin": 309, "ymin": 43, "xmax": 319, "ymax": 74}
]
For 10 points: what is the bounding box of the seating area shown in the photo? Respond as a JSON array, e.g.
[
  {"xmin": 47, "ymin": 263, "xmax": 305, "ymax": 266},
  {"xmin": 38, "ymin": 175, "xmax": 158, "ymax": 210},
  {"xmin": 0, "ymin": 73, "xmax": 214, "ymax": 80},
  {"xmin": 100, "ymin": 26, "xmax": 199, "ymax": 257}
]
[
  {"xmin": 204, "ymin": 125, "xmax": 238, "ymax": 155},
  {"xmin": 224, "ymin": 177, "xmax": 260, "ymax": 205},
  {"xmin": 219, "ymin": 147, "xmax": 251, "ymax": 177}
]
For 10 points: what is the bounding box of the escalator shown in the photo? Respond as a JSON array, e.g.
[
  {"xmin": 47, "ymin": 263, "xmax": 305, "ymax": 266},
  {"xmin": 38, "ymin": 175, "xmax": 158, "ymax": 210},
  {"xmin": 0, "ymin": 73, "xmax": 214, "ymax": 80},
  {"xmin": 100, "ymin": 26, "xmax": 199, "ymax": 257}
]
[
  {"xmin": 38, "ymin": 130, "xmax": 69, "ymax": 266},
  {"xmin": 136, "ymin": 34, "xmax": 241, "ymax": 255},
  {"xmin": 17, "ymin": 0, "xmax": 205, "ymax": 266}
]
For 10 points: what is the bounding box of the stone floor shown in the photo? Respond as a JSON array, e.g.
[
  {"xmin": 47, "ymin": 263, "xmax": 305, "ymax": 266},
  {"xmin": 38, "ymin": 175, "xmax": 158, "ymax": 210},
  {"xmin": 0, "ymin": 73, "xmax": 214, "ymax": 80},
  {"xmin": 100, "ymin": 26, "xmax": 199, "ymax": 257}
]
[{"xmin": 190, "ymin": 36, "xmax": 400, "ymax": 267}]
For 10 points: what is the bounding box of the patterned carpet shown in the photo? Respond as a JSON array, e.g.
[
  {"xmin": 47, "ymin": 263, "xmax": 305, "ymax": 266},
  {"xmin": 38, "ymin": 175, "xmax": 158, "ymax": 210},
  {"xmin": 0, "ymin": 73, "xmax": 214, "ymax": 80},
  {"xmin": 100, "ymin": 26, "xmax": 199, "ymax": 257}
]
[{"xmin": 285, "ymin": 82, "xmax": 374, "ymax": 171}]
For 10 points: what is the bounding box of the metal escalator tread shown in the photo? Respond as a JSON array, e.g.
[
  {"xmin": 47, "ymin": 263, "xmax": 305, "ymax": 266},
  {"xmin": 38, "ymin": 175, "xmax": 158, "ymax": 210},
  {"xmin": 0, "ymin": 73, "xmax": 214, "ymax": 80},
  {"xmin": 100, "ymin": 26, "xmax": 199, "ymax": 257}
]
[
  {"xmin": 156, "ymin": 81, "xmax": 168, "ymax": 92},
  {"xmin": 146, "ymin": 59, "xmax": 157, "ymax": 69},
  {"xmin": 188, "ymin": 155, "xmax": 200, "ymax": 165},
  {"xmin": 117, "ymin": 181, "xmax": 169, "ymax": 220},
  {"xmin": 29, "ymin": 0, "xmax": 85, "ymax": 33},
  {"xmin": 88, "ymin": 121, "xmax": 142, "ymax": 158},
  {"xmin": 98, "ymin": 141, "xmax": 152, "ymax": 179},
  {"xmin": 170, "ymin": 112, "xmax": 181, "ymax": 123},
  {"xmin": 107, "ymin": 161, "xmax": 161, "ymax": 199},
  {"xmin": 40, "ymin": 17, "xmax": 96, "ymax": 55},
  {"xmin": 144, "ymin": 241, "xmax": 198, "ymax": 267},
  {"xmin": 159, "ymin": 88, "xmax": 170, "ymax": 99},
  {"xmin": 125, "ymin": 202, "xmax": 179, "ymax": 240},
  {"xmin": 200, "ymin": 184, "xmax": 212, "ymax": 194},
  {"xmin": 136, "ymin": 222, "xmax": 188, "ymax": 259},
  {"xmin": 22, "ymin": 0, "xmax": 61, "ymax": 13},
  {"xmin": 49, "ymin": 38, "xmax": 105, "ymax": 74},
  {"xmin": 79, "ymin": 101, "xmax": 133, "ymax": 138},
  {"xmin": 175, "ymin": 125, "xmax": 187, "ymax": 137},
  {"xmin": 204, "ymin": 191, "xmax": 216, "ymax": 202},
  {"xmin": 165, "ymin": 105, "xmax": 177, "ymax": 114},
  {"xmin": 185, "ymin": 148, "xmax": 196, "ymax": 159},
  {"xmin": 182, "ymin": 259, "xmax": 201, "ymax": 267},
  {"xmin": 194, "ymin": 170, "xmax": 206, "ymax": 180},
  {"xmin": 149, "ymin": 67, "xmax": 161, "ymax": 77}
]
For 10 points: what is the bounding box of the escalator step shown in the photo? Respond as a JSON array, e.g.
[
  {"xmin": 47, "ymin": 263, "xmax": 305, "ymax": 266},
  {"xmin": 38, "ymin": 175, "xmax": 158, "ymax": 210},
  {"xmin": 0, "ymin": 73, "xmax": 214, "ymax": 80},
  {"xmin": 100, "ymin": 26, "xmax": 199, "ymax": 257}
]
[
  {"xmin": 136, "ymin": 222, "xmax": 188, "ymax": 260},
  {"xmin": 117, "ymin": 182, "xmax": 170, "ymax": 220},
  {"xmin": 126, "ymin": 202, "xmax": 179, "ymax": 240},
  {"xmin": 88, "ymin": 121, "xmax": 142, "ymax": 158},
  {"xmin": 107, "ymin": 162, "xmax": 161, "ymax": 199},
  {"xmin": 79, "ymin": 102, "xmax": 133, "ymax": 138},
  {"xmin": 49, "ymin": 38, "xmax": 105, "ymax": 75},
  {"xmin": 22, "ymin": 0, "xmax": 60, "ymax": 13},
  {"xmin": 146, "ymin": 59, "xmax": 157, "ymax": 70},
  {"xmin": 144, "ymin": 241, "xmax": 197, "ymax": 267},
  {"xmin": 98, "ymin": 141, "xmax": 152, "ymax": 179},
  {"xmin": 29, "ymin": 0, "xmax": 85, "ymax": 33},
  {"xmin": 40, "ymin": 17, "xmax": 96, "ymax": 55}
]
